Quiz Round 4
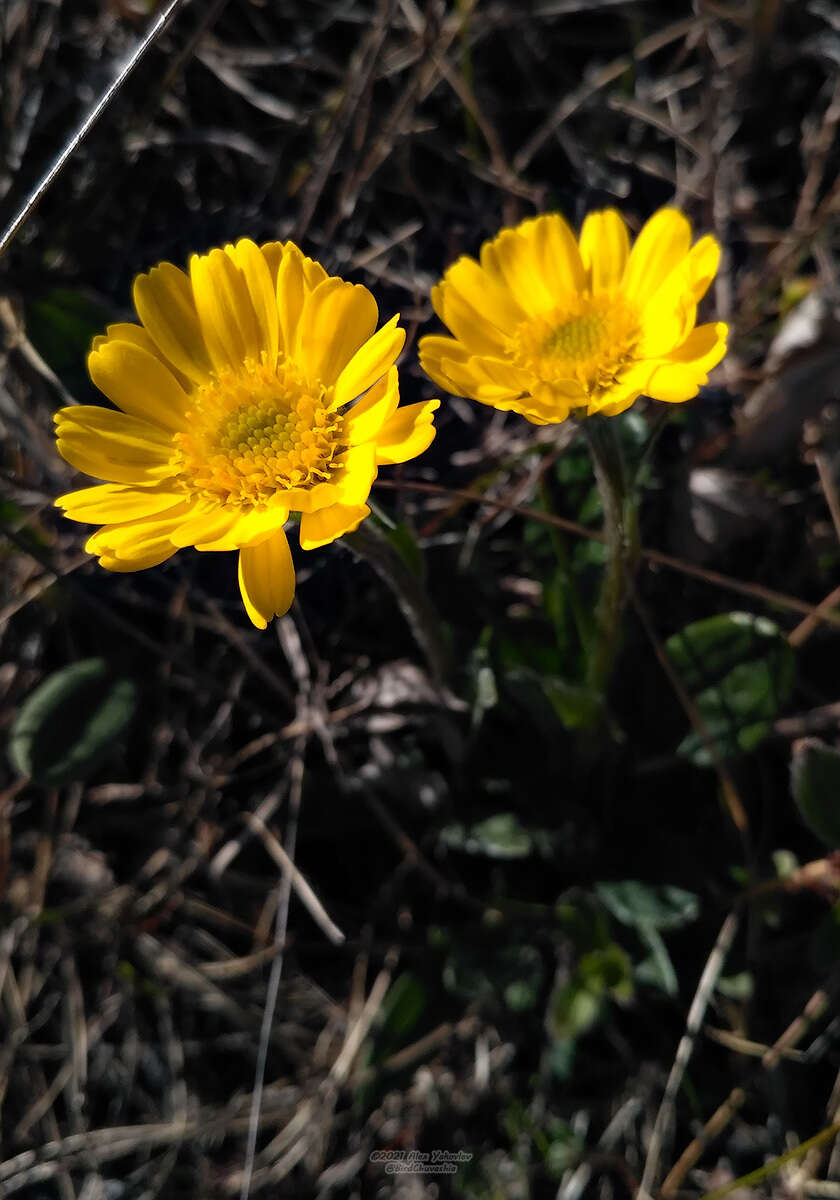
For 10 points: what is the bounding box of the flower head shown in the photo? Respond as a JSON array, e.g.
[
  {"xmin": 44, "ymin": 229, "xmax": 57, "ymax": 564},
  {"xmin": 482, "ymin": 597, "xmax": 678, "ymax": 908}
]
[
  {"xmin": 55, "ymin": 240, "xmax": 438, "ymax": 628},
  {"xmin": 419, "ymin": 207, "xmax": 727, "ymax": 424}
]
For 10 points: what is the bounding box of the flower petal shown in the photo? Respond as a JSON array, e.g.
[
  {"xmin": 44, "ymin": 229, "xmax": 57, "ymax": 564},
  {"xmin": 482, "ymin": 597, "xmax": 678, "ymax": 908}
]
[
  {"xmin": 529, "ymin": 212, "xmax": 587, "ymax": 300},
  {"xmin": 226, "ymin": 238, "xmax": 279, "ymax": 369},
  {"xmin": 190, "ymin": 247, "xmax": 261, "ymax": 373},
  {"xmin": 579, "ymin": 209, "xmax": 630, "ymax": 293},
  {"xmin": 56, "ymin": 483, "xmax": 185, "ymax": 523},
  {"xmin": 333, "ymin": 442, "xmax": 379, "ymax": 505},
  {"xmin": 276, "ymin": 243, "xmax": 305, "ymax": 354},
  {"xmin": 622, "ymin": 208, "xmax": 692, "ymax": 305},
  {"xmin": 436, "ymin": 254, "xmax": 525, "ymax": 344},
  {"xmin": 375, "ymin": 399, "xmax": 439, "ymax": 465},
  {"xmin": 332, "ymin": 316, "xmax": 404, "ymax": 409},
  {"xmin": 86, "ymin": 502, "xmax": 193, "ymax": 563},
  {"xmin": 418, "ymin": 335, "xmax": 474, "ymax": 394},
  {"xmin": 479, "ymin": 225, "xmax": 557, "ymax": 316},
  {"xmin": 342, "ymin": 366, "xmax": 400, "ymax": 445},
  {"xmin": 88, "ymin": 339, "xmax": 190, "ymax": 433},
  {"xmin": 196, "ymin": 504, "xmax": 289, "ymax": 551},
  {"xmin": 645, "ymin": 321, "xmax": 728, "ymax": 402},
  {"xmin": 55, "ymin": 407, "xmax": 174, "ymax": 484},
  {"xmin": 133, "ymin": 262, "xmax": 212, "ymax": 384},
  {"xmin": 299, "ymin": 503, "xmax": 370, "ymax": 550},
  {"xmin": 238, "ymin": 529, "xmax": 295, "ymax": 629},
  {"xmin": 296, "ymin": 277, "xmax": 378, "ymax": 386},
  {"xmin": 169, "ymin": 503, "xmax": 242, "ymax": 549}
]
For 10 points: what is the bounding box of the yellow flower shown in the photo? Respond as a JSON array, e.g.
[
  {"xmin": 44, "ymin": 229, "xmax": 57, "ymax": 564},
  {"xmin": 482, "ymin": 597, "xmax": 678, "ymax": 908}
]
[
  {"xmin": 419, "ymin": 207, "xmax": 727, "ymax": 424},
  {"xmin": 55, "ymin": 240, "xmax": 439, "ymax": 628}
]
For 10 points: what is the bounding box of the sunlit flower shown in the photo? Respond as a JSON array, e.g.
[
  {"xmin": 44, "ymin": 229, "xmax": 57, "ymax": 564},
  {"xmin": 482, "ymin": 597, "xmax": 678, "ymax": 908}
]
[
  {"xmin": 419, "ymin": 207, "xmax": 727, "ymax": 424},
  {"xmin": 55, "ymin": 240, "xmax": 438, "ymax": 628}
]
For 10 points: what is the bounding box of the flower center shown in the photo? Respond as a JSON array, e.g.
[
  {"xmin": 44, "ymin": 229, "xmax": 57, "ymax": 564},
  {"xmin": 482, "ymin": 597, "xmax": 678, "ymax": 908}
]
[
  {"xmin": 171, "ymin": 358, "xmax": 345, "ymax": 505},
  {"xmin": 509, "ymin": 296, "xmax": 640, "ymax": 397}
]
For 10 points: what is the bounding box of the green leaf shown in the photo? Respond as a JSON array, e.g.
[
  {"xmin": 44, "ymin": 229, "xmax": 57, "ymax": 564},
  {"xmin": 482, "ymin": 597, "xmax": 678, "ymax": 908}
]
[
  {"xmin": 595, "ymin": 881, "xmax": 700, "ymax": 930},
  {"xmin": 440, "ymin": 812, "xmax": 534, "ymax": 859},
  {"xmin": 539, "ymin": 676, "xmax": 603, "ymax": 730},
  {"xmin": 379, "ymin": 972, "xmax": 426, "ymax": 1039},
  {"xmin": 548, "ymin": 944, "xmax": 633, "ymax": 1042},
  {"xmin": 634, "ymin": 924, "xmax": 678, "ymax": 996},
  {"xmin": 8, "ymin": 658, "xmax": 138, "ymax": 785},
  {"xmin": 384, "ymin": 521, "xmax": 424, "ymax": 579},
  {"xmin": 665, "ymin": 612, "xmax": 794, "ymax": 764},
  {"xmin": 791, "ymin": 739, "xmax": 840, "ymax": 848}
]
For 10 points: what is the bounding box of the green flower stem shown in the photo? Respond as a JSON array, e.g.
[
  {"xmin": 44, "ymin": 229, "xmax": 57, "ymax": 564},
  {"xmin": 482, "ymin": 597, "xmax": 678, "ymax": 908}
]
[
  {"xmin": 345, "ymin": 520, "xmax": 448, "ymax": 685},
  {"xmin": 581, "ymin": 416, "xmax": 640, "ymax": 695},
  {"xmin": 538, "ymin": 478, "xmax": 592, "ymax": 656}
]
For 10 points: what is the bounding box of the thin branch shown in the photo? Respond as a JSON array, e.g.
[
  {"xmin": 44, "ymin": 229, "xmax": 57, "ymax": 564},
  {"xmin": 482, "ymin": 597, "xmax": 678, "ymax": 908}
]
[
  {"xmin": 375, "ymin": 477, "xmax": 840, "ymax": 630},
  {"xmin": 0, "ymin": 0, "xmax": 189, "ymax": 258}
]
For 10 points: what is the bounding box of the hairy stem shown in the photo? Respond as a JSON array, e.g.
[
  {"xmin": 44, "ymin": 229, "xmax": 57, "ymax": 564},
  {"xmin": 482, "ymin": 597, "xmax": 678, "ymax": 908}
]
[{"xmin": 582, "ymin": 416, "xmax": 640, "ymax": 695}]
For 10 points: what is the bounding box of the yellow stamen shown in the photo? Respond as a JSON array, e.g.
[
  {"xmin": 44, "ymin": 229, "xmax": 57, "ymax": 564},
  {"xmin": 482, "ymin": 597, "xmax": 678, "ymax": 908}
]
[
  {"xmin": 171, "ymin": 357, "xmax": 345, "ymax": 505},
  {"xmin": 509, "ymin": 296, "xmax": 640, "ymax": 397}
]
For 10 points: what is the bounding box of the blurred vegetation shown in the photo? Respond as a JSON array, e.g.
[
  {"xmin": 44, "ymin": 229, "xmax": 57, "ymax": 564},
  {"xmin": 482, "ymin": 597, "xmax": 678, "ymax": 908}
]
[{"xmin": 2, "ymin": 0, "xmax": 840, "ymax": 1197}]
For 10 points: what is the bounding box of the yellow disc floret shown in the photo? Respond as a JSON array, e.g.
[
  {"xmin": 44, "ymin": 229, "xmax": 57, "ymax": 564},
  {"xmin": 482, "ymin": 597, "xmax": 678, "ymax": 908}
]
[
  {"xmin": 171, "ymin": 358, "xmax": 345, "ymax": 506},
  {"xmin": 509, "ymin": 296, "xmax": 640, "ymax": 398}
]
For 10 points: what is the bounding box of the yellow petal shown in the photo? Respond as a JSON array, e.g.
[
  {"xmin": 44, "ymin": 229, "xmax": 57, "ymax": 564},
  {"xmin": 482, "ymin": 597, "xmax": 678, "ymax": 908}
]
[
  {"xmin": 588, "ymin": 362, "xmax": 654, "ymax": 417},
  {"xmin": 93, "ymin": 322, "xmax": 192, "ymax": 389},
  {"xmin": 296, "ymin": 278, "xmax": 378, "ymax": 386},
  {"xmin": 530, "ymin": 212, "xmax": 587, "ymax": 299},
  {"xmin": 342, "ymin": 366, "xmax": 400, "ymax": 444},
  {"xmin": 56, "ymin": 483, "xmax": 184, "ymax": 523},
  {"xmin": 133, "ymin": 262, "xmax": 212, "ymax": 384},
  {"xmin": 88, "ymin": 340, "xmax": 190, "ymax": 432},
  {"xmin": 334, "ymin": 443, "xmax": 378, "ymax": 505},
  {"xmin": 579, "ymin": 209, "xmax": 630, "ymax": 293},
  {"xmin": 299, "ymin": 503, "xmax": 370, "ymax": 550},
  {"xmin": 276, "ymin": 244, "xmax": 306, "ymax": 355},
  {"xmin": 480, "ymin": 224, "xmax": 557, "ymax": 316},
  {"xmin": 226, "ymin": 238, "xmax": 279, "ymax": 369},
  {"xmin": 238, "ymin": 529, "xmax": 295, "ymax": 629},
  {"xmin": 645, "ymin": 321, "xmax": 728, "ymax": 402},
  {"xmin": 332, "ymin": 316, "xmax": 404, "ymax": 409},
  {"xmin": 683, "ymin": 235, "xmax": 721, "ymax": 304},
  {"xmin": 623, "ymin": 208, "xmax": 692, "ymax": 305},
  {"xmin": 86, "ymin": 502, "xmax": 193, "ymax": 561},
  {"xmin": 437, "ymin": 255, "xmax": 525, "ymax": 343},
  {"xmin": 418, "ymin": 335, "xmax": 473, "ymax": 394},
  {"xmin": 55, "ymin": 407, "xmax": 174, "ymax": 484},
  {"xmin": 169, "ymin": 504, "xmax": 241, "ymax": 549},
  {"xmin": 430, "ymin": 280, "xmax": 510, "ymax": 357},
  {"xmin": 260, "ymin": 241, "xmax": 285, "ymax": 287},
  {"xmin": 375, "ymin": 399, "xmax": 439, "ymax": 465},
  {"xmin": 190, "ymin": 247, "xmax": 260, "ymax": 372},
  {"xmin": 97, "ymin": 547, "xmax": 176, "ymax": 572},
  {"xmin": 199, "ymin": 504, "xmax": 289, "ymax": 550}
]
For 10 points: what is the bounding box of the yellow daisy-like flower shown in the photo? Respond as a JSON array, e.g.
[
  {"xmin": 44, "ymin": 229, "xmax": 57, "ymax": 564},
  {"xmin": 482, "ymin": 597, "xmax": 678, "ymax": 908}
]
[
  {"xmin": 54, "ymin": 239, "xmax": 439, "ymax": 628},
  {"xmin": 419, "ymin": 207, "xmax": 727, "ymax": 424}
]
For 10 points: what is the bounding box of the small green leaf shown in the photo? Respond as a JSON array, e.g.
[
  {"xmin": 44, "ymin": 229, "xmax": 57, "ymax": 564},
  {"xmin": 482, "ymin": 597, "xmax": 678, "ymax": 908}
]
[
  {"xmin": 791, "ymin": 739, "xmax": 840, "ymax": 847},
  {"xmin": 539, "ymin": 676, "xmax": 603, "ymax": 730},
  {"xmin": 665, "ymin": 612, "xmax": 794, "ymax": 764},
  {"xmin": 8, "ymin": 658, "xmax": 137, "ymax": 785},
  {"xmin": 634, "ymin": 925, "xmax": 678, "ymax": 996},
  {"xmin": 595, "ymin": 881, "xmax": 700, "ymax": 931},
  {"xmin": 440, "ymin": 812, "xmax": 533, "ymax": 859},
  {"xmin": 548, "ymin": 944, "xmax": 633, "ymax": 1042},
  {"xmin": 384, "ymin": 521, "xmax": 424, "ymax": 579},
  {"xmin": 379, "ymin": 973, "xmax": 426, "ymax": 1039}
]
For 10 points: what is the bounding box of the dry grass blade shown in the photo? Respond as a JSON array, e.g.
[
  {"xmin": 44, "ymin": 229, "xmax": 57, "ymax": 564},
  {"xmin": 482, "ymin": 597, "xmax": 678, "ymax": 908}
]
[{"xmin": 0, "ymin": 0, "xmax": 189, "ymax": 257}]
